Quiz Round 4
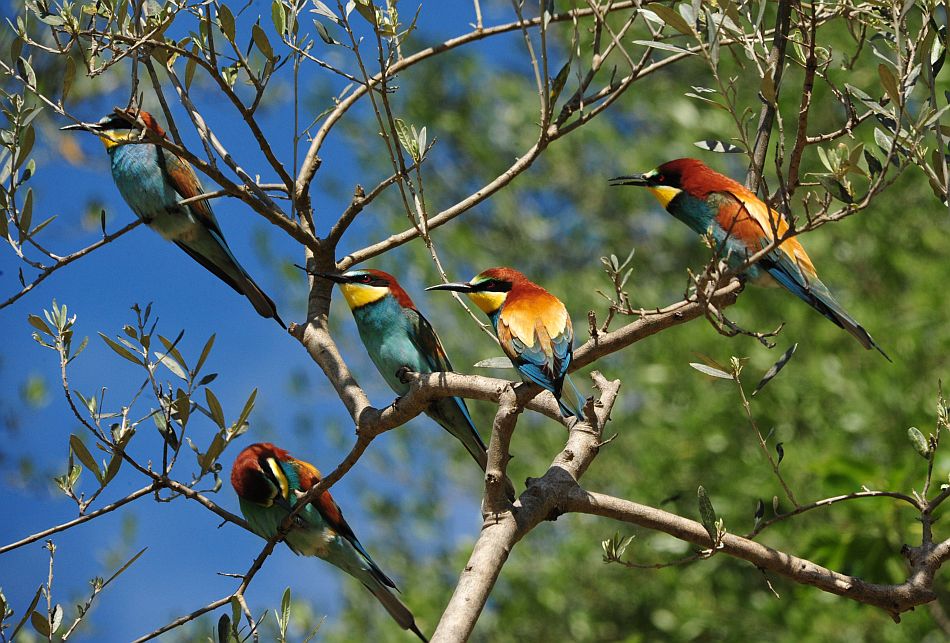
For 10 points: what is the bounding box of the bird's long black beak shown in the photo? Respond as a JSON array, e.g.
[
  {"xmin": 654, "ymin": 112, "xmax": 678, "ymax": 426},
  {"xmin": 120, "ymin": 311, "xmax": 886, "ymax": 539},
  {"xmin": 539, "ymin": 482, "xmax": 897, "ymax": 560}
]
[
  {"xmin": 312, "ymin": 271, "xmax": 350, "ymax": 284},
  {"xmin": 425, "ymin": 282, "xmax": 473, "ymax": 293},
  {"xmin": 294, "ymin": 264, "xmax": 350, "ymax": 284},
  {"xmin": 608, "ymin": 174, "xmax": 651, "ymax": 187},
  {"xmin": 60, "ymin": 121, "xmax": 100, "ymax": 132}
]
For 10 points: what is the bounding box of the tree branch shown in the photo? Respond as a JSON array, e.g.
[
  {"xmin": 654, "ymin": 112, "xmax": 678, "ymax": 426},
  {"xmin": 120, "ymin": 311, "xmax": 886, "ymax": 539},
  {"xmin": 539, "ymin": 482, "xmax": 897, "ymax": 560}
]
[{"xmin": 564, "ymin": 489, "xmax": 948, "ymax": 620}]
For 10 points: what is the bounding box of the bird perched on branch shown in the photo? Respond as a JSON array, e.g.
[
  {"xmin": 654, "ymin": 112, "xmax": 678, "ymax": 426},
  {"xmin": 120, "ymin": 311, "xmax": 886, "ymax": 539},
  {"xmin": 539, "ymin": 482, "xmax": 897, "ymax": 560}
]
[
  {"xmin": 230, "ymin": 442, "xmax": 427, "ymax": 641},
  {"xmin": 609, "ymin": 158, "xmax": 888, "ymax": 359},
  {"xmin": 427, "ymin": 267, "xmax": 586, "ymax": 419},
  {"xmin": 61, "ymin": 108, "xmax": 283, "ymax": 326},
  {"xmin": 311, "ymin": 269, "xmax": 497, "ymax": 473}
]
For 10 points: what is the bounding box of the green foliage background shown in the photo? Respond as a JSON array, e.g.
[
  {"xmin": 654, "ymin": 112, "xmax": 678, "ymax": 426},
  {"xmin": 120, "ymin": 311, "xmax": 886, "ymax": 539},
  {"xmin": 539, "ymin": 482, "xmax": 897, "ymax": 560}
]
[
  {"xmin": 316, "ymin": 12, "xmax": 950, "ymax": 643},
  {"xmin": 2, "ymin": 1, "xmax": 949, "ymax": 641}
]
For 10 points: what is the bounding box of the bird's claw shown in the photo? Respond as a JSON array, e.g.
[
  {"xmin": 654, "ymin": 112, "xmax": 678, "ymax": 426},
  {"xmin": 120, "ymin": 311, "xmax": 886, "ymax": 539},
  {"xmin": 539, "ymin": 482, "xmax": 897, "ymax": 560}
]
[{"xmin": 395, "ymin": 366, "xmax": 415, "ymax": 385}]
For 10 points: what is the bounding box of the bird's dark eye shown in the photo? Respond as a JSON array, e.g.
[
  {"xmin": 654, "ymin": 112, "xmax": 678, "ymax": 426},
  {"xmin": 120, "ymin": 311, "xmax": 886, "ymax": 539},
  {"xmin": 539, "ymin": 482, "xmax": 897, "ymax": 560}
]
[
  {"xmin": 484, "ymin": 280, "xmax": 510, "ymax": 292},
  {"xmin": 655, "ymin": 174, "xmax": 666, "ymax": 184},
  {"xmin": 360, "ymin": 275, "xmax": 372, "ymax": 283}
]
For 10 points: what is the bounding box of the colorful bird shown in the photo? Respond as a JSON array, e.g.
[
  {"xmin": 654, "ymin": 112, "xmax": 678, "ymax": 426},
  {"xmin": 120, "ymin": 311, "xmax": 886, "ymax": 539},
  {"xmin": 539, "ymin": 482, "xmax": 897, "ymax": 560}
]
[
  {"xmin": 231, "ymin": 442, "xmax": 427, "ymax": 641},
  {"xmin": 609, "ymin": 158, "xmax": 888, "ymax": 358},
  {"xmin": 427, "ymin": 267, "xmax": 585, "ymax": 419},
  {"xmin": 312, "ymin": 269, "xmax": 492, "ymax": 471},
  {"xmin": 61, "ymin": 109, "xmax": 283, "ymax": 326}
]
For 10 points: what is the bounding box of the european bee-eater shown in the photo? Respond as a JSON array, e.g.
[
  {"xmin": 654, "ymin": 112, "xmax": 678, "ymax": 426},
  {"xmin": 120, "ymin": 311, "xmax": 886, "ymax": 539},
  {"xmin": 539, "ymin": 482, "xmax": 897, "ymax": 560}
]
[
  {"xmin": 61, "ymin": 109, "xmax": 284, "ymax": 326},
  {"xmin": 313, "ymin": 269, "xmax": 492, "ymax": 469},
  {"xmin": 610, "ymin": 158, "xmax": 888, "ymax": 358},
  {"xmin": 231, "ymin": 442, "xmax": 427, "ymax": 641},
  {"xmin": 427, "ymin": 267, "xmax": 585, "ymax": 420}
]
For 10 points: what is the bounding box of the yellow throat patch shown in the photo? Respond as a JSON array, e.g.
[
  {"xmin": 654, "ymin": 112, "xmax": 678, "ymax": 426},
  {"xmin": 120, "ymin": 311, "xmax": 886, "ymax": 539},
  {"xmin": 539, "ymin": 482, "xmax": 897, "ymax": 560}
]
[
  {"xmin": 340, "ymin": 283, "xmax": 389, "ymax": 309},
  {"xmin": 265, "ymin": 457, "xmax": 290, "ymax": 504},
  {"xmin": 97, "ymin": 129, "xmax": 139, "ymax": 151},
  {"xmin": 648, "ymin": 185, "xmax": 682, "ymax": 208},
  {"xmin": 467, "ymin": 291, "xmax": 507, "ymax": 315}
]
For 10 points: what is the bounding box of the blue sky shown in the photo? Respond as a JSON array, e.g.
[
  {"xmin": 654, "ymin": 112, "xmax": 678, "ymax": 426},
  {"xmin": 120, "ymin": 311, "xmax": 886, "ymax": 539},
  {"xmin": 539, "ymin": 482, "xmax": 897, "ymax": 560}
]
[{"xmin": 0, "ymin": 1, "xmax": 526, "ymax": 639}]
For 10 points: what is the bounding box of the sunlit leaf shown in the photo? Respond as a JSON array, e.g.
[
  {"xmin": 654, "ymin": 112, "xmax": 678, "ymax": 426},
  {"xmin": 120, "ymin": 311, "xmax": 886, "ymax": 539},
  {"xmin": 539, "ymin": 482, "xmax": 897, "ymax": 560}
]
[
  {"xmin": 646, "ymin": 3, "xmax": 693, "ymax": 36},
  {"xmin": 217, "ymin": 4, "xmax": 235, "ymax": 42},
  {"xmin": 688, "ymin": 362, "xmax": 732, "ymax": 379},
  {"xmin": 206, "ymin": 388, "xmax": 226, "ymax": 428},
  {"xmin": 252, "ymin": 23, "xmax": 274, "ymax": 59},
  {"xmin": 99, "ymin": 333, "xmax": 144, "ymax": 366},
  {"xmin": 70, "ymin": 434, "xmax": 103, "ymax": 484},
  {"xmin": 907, "ymin": 427, "xmax": 930, "ymax": 458}
]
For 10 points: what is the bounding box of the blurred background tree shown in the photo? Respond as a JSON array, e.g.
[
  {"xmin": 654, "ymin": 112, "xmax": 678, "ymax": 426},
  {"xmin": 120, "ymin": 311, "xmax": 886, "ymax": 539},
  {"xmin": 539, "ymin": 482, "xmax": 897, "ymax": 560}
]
[{"xmin": 0, "ymin": 0, "xmax": 948, "ymax": 641}]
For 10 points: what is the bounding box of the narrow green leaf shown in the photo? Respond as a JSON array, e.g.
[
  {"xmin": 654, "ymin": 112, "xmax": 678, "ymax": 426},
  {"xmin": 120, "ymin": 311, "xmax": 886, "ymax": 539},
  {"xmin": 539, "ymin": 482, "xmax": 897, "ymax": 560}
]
[
  {"xmin": 907, "ymin": 427, "xmax": 930, "ymax": 458},
  {"xmin": 15, "ymin": 124, "xmax": 35, "ymax": 169},
  {"xmin": 185, "ymin": 47, "xmax": 198, "ymax": 90},
  {"xmin": 50, "ymin": 604, "xmax": 63, "ymax": 634},
  {"xmin": 646, "ymin": 3, "xmax": 693, "ymax": 36},
  {"xmin": 217, "ymin": 614, "xmax": 232, "ymax": 643},
  {"xmin": 878, "ymin": 63, "xmax": 901, "ymax": 106},
  {"xmin": 864, "ymin": 149, "xmax": 883, "ymax": 178},
  {"xmin": 314, "ymin": 20, "xmax": 337, "ymax": 44},
  {"xmin": 760, "ymin": 73, "xmax": 776, "ymax": 105},
  {"xmin": 10, "ymin": 585, "xmax": 43, "ymax": 640},
  {"xmin": 688, "ymin": 362, "xmax": 732, "ymax": 379},
  {"xmin": 252, "ymin": 24, "xmax": 274, "ymax": 59},
  {"xmin": 193, "ymin": 333, "xmax": 216, "ymax": 378},
  {"xmin": 630, "ymin": 39, "xmax": 695, "ymax": 55},
  {"xmin": 17, "ymin": 56, "xmax": 36, "ymax": 87},
  {"xmin": 549, "ymin": 59, "xmax": 571, "ymax": 106},
  {"xmin": 816, "ymin": 175, "xmax": 854, "ymax": 203},
  {"xmin": 230, "ymin": 597, "xmax": 242, "ymax": 636},
  {"xmin": 175, "ymin": 388, "xmax": 191, "ymax": 427},
  {"xmin": 102, "ymin": 547, "xmax": 147, "ymax": 588},
  {"xmin": 154, "ymin": 351, "xmax": 188, "ymax": 379},
  {"xmin": 206, "ymin": 388, "xmax": 225, "ymax": 429},
  {"xmin": 280, "ymin": 586, "xmax": 291, "ymax": 630},
  {"xmin": 198, "ymin": 373, "xmax": 218, "ymax": 386},
  {"xmin": 62, "ymin": 56, "xmax": 76, "ymax": 104},
  {"xmin": 201, "ymin": 432, "xmax": 227, "ymax": 471},
  {"xmin": 157, "ymin": 333, "xmax": 188, "ymax": 373},
  {"xmin": 697, "ymin": 485, "xmax": 718, "ymax": 543},
  {"xmin": 233, "ymin": 388, "xmax": 257, "ymax": 432},
  {"xmin": 352, "ymin": 0, "xmax": 376, "ymax": 27},
  {"xmin": 28, "ymin": 214, "xmax": 57, "ymax": 238},
  {"xmin": 752, "ymin": 343, "xmax": 798, "ymax": 396},
  {"xmin": 271, "ymin": 0, "xmax": 286, "ymax": 35},
  {"xmin": 684, "ymin": 92, "xmax": 729, "ymax": 110},
  {"xmin": 154, "ymin": 413, "xmax": 179, "ymax": 450},
  {"xmin": 71, "ymin": 434, "xmax": 103, "ymax": 483},
  {"xmin": 393, "ymin": 118, "xmax": 418, "ymax": 161},
  {"xmin": 99, "ymin": 333, "xmax": 144, "ymax": 366},
  {"xmin": 9, "ymin": 36, "xmax": 22, "ymax": 63},
  {"xmin": 18, "ymin": 188, "xmax": 33, "ymax": 241},
  {"xmin": 102, "ymin": 450, "xmax": 123, "ymax": 485},
  {"xmin": 30, "ymin": 610, "xmax": 50, "ymax": 637},
  {"xmin": 311, "ymin": 0, "xmax": 338, "ymax": 22},
  {"xmin": 218, "ymin": 4, "xmax": 235, "ymax": 42},
  {"xmin": 27, "ymin": 314, "xmax": 53, "ymax": 335}
]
